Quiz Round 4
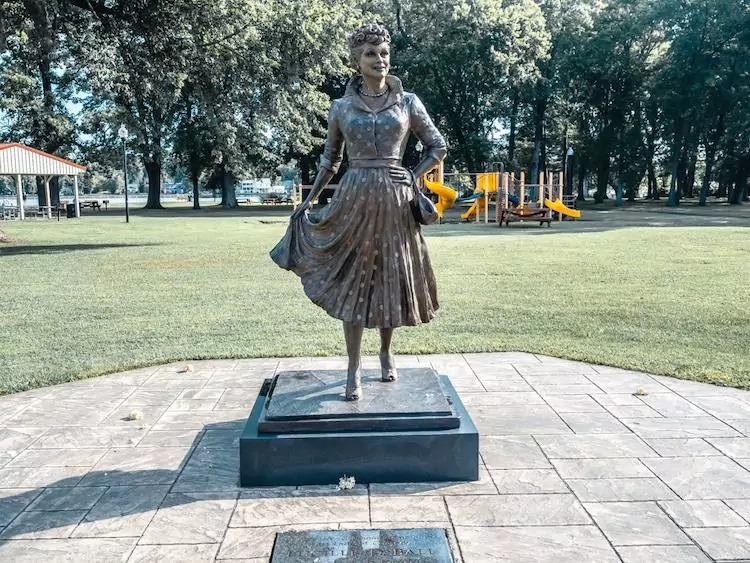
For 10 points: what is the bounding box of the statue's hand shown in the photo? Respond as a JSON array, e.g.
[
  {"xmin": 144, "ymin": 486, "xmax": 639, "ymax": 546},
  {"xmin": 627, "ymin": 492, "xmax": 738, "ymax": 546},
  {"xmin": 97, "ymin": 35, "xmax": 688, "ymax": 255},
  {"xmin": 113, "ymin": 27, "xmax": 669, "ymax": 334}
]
[
  {"xmin": 292, "ymin": 199, "xmax": 312, "ymax": 219},
  {"xmin": 389, "ymin": 167, "xmax": 413, "ymax": 185}
]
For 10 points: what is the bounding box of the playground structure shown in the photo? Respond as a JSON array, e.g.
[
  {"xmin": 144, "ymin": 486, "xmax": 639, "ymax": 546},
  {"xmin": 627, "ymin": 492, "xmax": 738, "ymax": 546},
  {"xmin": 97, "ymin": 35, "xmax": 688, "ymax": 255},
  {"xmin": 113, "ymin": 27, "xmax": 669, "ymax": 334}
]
[
  {"xmin": 294, "ymin": 163, "xmax": 581, "ymax": 227},
  {"xmin": 421, "ymin": 167, "xmax": 581, "ymax": 226}
]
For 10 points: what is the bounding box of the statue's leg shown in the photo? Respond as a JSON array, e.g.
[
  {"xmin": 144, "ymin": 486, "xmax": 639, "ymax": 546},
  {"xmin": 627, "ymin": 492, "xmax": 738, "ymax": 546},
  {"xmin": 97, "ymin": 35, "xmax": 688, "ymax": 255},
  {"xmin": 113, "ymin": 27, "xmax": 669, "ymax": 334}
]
[
  {"xmin": 343, "ymin": 321, "xmax": 364, "ymax": 400},
  {"xmin": 379, "ymin": 328, "xmax": 398, "ymax": 382}
]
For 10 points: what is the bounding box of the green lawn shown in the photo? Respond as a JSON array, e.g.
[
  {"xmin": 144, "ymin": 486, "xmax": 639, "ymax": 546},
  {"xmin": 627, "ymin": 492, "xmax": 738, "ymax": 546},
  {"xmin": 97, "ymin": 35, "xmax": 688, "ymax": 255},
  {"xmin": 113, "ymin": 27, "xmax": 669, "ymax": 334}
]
[{"xmin": 1, "ymin": 211, "xmax": 748, "ymax": 394}]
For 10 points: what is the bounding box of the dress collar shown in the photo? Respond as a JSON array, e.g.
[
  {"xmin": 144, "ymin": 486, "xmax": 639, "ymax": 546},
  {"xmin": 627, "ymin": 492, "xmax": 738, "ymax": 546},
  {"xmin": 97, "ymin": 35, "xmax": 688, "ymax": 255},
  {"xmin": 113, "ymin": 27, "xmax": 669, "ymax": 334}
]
[{"xmin": 344, "ymin": 74, "xmax": 404, "ymax": 113}]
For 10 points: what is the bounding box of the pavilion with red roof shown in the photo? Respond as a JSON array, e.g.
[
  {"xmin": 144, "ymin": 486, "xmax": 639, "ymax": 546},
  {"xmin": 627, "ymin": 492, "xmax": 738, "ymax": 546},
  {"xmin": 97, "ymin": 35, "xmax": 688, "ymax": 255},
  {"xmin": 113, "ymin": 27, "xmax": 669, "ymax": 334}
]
[{"xmin": 0, "ymin": 143, "xmax": 87, "ymax": 220}]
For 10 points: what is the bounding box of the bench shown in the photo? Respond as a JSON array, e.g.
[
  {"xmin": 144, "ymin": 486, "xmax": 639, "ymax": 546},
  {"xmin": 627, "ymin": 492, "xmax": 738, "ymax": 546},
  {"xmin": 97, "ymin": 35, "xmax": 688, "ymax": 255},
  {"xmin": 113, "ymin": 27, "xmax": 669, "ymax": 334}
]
[{"xmin": 498, "ymin": 207, "xmax": 553, "ymax": 227}]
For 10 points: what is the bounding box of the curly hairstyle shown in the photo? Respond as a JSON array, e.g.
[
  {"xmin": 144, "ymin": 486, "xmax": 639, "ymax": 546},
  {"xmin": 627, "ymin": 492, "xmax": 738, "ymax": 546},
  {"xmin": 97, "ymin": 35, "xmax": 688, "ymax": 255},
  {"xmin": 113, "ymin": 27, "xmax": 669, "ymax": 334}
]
[{"xmin": 348, "ymin": 23, "xmax": 391, "ymax": 67}]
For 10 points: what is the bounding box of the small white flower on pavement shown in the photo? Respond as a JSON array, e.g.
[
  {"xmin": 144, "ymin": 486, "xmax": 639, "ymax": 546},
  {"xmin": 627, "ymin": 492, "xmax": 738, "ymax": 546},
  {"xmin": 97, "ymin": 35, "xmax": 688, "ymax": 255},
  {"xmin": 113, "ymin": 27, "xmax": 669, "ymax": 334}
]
[{"xmin": 337, "ymin": 475, "xmax": 356, "ymax": 490}]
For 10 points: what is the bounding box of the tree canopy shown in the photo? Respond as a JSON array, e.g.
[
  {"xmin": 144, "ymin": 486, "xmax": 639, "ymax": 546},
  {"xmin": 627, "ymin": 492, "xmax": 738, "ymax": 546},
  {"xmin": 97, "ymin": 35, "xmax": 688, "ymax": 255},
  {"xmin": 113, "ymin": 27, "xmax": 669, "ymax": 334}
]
[{"xmin": 1, "ymin": 0, "xmax": 748, "ymax": 205}]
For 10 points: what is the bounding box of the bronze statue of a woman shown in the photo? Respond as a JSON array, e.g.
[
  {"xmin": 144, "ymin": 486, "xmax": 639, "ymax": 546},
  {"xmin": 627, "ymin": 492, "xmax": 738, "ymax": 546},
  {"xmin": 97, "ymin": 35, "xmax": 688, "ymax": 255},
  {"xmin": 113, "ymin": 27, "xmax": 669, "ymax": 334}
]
[{"xmin": 270, "ymin": 23, "xmax": 447, "ymax": 401}]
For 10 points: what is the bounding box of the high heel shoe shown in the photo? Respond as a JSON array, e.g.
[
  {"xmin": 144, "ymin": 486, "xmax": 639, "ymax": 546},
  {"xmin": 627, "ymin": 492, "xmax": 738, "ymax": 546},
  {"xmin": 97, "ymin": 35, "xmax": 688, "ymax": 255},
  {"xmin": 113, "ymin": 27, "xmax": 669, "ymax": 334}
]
[
  {"xmin": 380, "ymin": 352, "xmax": 398, "ymax": 382},
  {"xmin": 345, "ymin": 369, "xmax": 362, "ymax": 400}
]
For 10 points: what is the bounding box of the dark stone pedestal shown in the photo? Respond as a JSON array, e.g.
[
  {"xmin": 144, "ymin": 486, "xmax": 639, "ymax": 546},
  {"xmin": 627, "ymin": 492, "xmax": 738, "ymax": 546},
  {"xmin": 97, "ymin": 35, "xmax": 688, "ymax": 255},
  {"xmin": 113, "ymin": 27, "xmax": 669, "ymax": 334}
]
[{"xmin": 239, "ymin": 368, "xmax": 478, "ymax": 486}]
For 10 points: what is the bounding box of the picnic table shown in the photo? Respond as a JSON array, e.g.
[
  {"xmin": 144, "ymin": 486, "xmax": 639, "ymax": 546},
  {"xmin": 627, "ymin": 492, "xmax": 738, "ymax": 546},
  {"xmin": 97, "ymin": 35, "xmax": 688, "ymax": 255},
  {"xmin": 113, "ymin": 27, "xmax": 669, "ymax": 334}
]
[{"xmin": 80, "ymin": 200, "xmax": 101, "ymax": 211}]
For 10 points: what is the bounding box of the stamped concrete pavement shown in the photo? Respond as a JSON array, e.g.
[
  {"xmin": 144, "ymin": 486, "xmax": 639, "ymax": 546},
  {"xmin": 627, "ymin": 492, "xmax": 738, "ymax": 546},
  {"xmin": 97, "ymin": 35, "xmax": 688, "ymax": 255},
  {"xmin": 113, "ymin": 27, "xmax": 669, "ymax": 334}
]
[{"xmin": 1, "ymin": 353, "xmax": 750, "ymax": 562}]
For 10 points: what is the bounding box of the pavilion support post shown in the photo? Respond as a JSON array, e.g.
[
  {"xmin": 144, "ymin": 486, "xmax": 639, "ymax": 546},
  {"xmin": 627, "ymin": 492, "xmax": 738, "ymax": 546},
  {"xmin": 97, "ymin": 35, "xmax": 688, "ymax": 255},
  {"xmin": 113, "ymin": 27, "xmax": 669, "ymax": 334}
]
[
  {"xmin": 73, "ymin": 175, "xmax": 80, "ymax": 218},
  {"xmin": 16, "ymin": 174, "xmax": 24, "ymax": 221},
  {"xmin": 44, "ymin": 175, "xmax": 52, "ymax": 218}
]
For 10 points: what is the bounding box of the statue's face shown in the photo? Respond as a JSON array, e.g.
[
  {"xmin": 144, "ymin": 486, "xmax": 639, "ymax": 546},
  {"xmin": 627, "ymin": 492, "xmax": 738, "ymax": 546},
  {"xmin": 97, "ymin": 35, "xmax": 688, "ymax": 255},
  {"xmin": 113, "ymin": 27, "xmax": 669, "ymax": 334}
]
[{"xmin": 357, "ymin": 41, "xmax": 390, "ymax": 81}]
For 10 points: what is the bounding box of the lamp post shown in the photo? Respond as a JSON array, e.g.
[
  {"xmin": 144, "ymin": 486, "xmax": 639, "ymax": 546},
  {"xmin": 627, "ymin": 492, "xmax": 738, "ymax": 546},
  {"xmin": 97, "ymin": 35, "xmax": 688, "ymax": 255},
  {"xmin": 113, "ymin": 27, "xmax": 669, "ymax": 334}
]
[
  {"xmin": 566, "ymin": 147, "xmax": 574, "ymax": 199},
  {"xmin": 117, "ymin": 124, "xmax": 130, "ymax": 223}
]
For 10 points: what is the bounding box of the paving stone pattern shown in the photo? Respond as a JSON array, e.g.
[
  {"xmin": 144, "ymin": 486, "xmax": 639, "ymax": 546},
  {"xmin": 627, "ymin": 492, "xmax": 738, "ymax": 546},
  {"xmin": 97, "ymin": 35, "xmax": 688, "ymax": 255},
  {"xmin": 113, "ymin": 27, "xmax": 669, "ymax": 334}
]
[{"xmin": 1, "ymin": 354, "xmax": 749, "ymax": 561}]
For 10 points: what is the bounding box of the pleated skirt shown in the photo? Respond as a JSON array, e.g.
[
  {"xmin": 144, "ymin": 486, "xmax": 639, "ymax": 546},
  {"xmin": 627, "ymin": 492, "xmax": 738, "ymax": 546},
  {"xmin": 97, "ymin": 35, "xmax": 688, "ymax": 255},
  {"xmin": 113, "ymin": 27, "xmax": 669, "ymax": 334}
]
[{"xmin": 270, "ymin": 167, "xmax": 438, "ymax": 329}]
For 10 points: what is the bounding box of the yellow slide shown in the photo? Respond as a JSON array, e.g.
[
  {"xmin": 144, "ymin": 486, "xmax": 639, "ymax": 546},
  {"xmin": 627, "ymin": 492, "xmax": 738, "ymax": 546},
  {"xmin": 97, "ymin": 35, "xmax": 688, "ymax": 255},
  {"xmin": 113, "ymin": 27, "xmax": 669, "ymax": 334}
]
[
  {"xmin": 545, "ymin": 198, "xmax": 581, "ymax": 219},
  {"xmin": 460, "ymin": 173, "xmax": 498, "ymax": 220},
  {"xmin": 461, "ymin": 196, "xmax": 486, "ymax": 220},
  {"xmin": 423, "ymin": 178, "xmax": 458, "ymax": 217}
]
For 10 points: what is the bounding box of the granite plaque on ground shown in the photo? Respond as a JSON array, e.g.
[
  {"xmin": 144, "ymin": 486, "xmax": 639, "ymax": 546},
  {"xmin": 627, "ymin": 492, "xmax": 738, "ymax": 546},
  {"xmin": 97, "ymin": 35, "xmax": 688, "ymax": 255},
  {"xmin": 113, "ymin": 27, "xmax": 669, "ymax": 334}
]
[
  {"xmin": 271, "ymin": 528, "xmax": 454, "ymax": 563},
  {"xmin": 240, "ymin": 367, "xmax": 479, "ymax": 486}
]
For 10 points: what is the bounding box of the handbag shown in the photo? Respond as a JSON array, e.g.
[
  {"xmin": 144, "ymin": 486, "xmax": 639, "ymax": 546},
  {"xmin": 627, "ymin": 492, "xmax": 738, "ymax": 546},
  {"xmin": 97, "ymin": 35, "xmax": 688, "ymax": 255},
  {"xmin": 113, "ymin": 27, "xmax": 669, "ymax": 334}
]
[
  {"xmin": 408, "ymin": 171, "xmax": 439, "ymax": 225},
  {"xmin": 269, "ymin": 217, "xmax": 298, "ymax": 271}
]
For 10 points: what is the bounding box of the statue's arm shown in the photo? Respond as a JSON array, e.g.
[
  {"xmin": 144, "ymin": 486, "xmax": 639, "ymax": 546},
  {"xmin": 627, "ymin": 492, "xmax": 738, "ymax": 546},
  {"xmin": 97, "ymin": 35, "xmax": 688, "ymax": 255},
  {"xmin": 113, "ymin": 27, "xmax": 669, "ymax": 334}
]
[
  {"xmin": 293, "ymin": 101, "xmax": 343, "ymax": 217},
  {"xmin": 409, "ymin": 95, "xmax": 447, "ymax": 180}
]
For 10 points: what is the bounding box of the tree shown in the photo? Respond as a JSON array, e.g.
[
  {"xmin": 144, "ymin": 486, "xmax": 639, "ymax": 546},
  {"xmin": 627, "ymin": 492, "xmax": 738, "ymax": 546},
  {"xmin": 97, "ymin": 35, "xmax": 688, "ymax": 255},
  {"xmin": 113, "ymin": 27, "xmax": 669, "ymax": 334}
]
[
  {"xmin": 0, "ymin": 0, "xmax": 81, "ymax": 205},
  {"xmin": 170, "ymin": 0, "xmax": 360, "ymax": 208},
  {"xmin": 4, "ymin": 0, "xmax": 748, "ymax": 211},
  {"xmin": 367, "ymin": 0, "xmax": 550, "ymax": 172},
  {"xmin": 75, "ymin": 0, "xmax": 199, "ymax": 209},
  {"xmin": 649, "ymin": 0, "xmax": 750, "ymax": 205}
]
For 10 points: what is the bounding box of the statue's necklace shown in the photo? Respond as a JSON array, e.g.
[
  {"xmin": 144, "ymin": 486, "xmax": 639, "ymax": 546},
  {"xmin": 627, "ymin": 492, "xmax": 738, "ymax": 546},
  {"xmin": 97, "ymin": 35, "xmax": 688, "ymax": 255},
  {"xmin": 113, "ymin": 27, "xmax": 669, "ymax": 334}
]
[{"xmin": 359, "ymin": 85, "xmax": 389, "ymax": 98}]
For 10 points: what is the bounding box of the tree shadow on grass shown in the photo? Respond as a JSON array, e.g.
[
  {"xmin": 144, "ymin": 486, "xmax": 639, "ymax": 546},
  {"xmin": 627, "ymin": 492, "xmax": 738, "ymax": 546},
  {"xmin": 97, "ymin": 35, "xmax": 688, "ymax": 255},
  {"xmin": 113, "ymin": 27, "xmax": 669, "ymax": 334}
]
[
  {"xmin": 112, "ymin": 204, "xmax": 295, "ymax": 219},
  {"xmin": 0, "ymin": 243, "xmax": 162, "ymax": 257}
]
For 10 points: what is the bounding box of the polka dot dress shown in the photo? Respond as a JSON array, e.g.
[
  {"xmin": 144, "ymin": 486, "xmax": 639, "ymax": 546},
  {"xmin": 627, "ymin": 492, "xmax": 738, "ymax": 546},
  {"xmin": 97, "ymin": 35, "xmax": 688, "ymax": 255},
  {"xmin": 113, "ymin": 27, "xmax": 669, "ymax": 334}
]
[{"xmin": 270, "ymin": 75, "xmax": 446, "ymax": 329}]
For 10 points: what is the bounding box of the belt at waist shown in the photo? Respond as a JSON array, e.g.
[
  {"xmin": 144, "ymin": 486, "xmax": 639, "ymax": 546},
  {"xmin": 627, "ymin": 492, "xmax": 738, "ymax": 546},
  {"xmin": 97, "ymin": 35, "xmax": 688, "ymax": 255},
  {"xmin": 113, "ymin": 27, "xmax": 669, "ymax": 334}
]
[{"xmin": 348, "ymin": 158, "xmax": 403, "ymax": 169}]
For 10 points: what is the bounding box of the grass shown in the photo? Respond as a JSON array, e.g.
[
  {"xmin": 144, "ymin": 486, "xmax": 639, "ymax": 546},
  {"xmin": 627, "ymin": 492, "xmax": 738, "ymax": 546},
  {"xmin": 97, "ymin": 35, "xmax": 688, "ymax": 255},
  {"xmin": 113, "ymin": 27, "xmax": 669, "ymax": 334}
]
[{"xmin": 1, "ymin": 210, "xmax": 748, "ymax": 394}]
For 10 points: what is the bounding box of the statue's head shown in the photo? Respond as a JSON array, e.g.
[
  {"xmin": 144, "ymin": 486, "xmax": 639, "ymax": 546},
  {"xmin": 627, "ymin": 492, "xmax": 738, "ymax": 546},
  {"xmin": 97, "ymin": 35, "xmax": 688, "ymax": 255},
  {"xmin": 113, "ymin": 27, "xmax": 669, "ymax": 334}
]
[{"xmin": 348, "ymin": 23, "xmax": 391, "ymax": 77}]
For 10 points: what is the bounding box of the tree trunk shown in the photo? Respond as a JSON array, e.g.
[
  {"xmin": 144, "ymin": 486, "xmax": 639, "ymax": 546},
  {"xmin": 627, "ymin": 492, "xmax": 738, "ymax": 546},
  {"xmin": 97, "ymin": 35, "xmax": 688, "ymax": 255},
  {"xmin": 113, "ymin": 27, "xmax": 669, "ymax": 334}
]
[
  {"xmin": 645, "ymin": 97, "xmax": 658, "ymax": 200},
  {"xmin": 190, "ymin": 162, "xmax": 201, "ymax": 210},
  {"xmin": 594, "ymin": 119, "xmax": 613, "ymax": 203},
  {"xmin": 729, "ymin": 155, "xmax": 748, "ymax": 205},
  {"xmin": 508, "ymin": 89, "xmax": 519, "ymax": 166},
  {"xmin": 699, "ymin": 147, "xmax": 717, "ymax": 206},
  {"xmin": 685, "ymin": 150, "xmax": 698, "ymax": 198},
  {"xmin": 36, "ymin": 177, "xmax": 61, "ymax": 207},
  {"xmin": 577, "ymin": 163, "xmax": 587, "ymax": 201},
  {"xmin": 530, "ymin": 138, "xmax": 540, "ymax": 197},
  {"xmin": 144, "ymin": 160, "xmax": 163, "ymax": 209},
  {"xmin": 700, "ymin": 110, "xmax": 727, "ymax": 205},
  {"xmin": 36, "ymin": 177, "xmax": 47, "ymax": 207},
  {"xmin": 676, "ymin": 142, "xmax": 689, "ymax": 199},
  {"xmin": 463, "ymin": 149, "xmax": 477, "ymax": 176},
  {"xmin": 647, "ymin": 162, "xmax": 657, "ymax": 199},
  {"xmin": 626, "ymin": 181, "xmax": 637, "ymax": 202},
  {"xmin": 667, "ymin": 162, "xmax": 680, "ymax": 207},
  {"xmin": 219, "ymin": 162, "xmax": 238, "ymax": 208},
  {"xmin": 530, "ymin": 97, "xmax": 546, "ymax": 198},
  {"xmin": 729, "ymin": 178, "xmax": 745, "ymax": 205},
  {"xmin": 667, "ymin": 124, "xmax": 684, "ymax": 207},
  {"xmin": 300, "ymin": 154, "xmax": 313, "ymax": 184},
  {"xmin": 594, "ymin": 155, "xmax": 609, "ymax": 203}
]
